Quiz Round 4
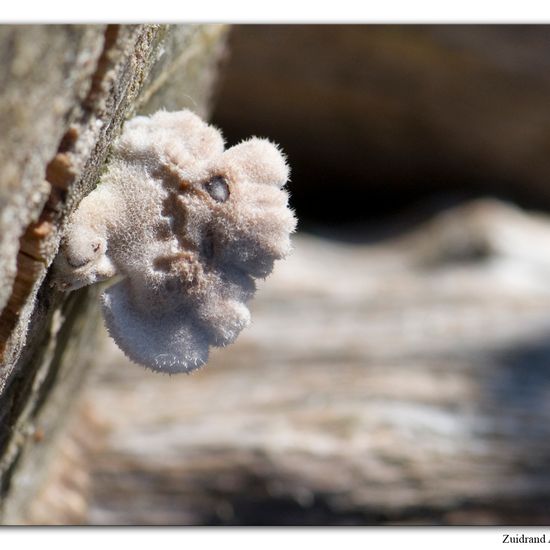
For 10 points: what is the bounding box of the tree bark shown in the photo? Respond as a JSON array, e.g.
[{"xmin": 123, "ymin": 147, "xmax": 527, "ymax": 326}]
[{"xmin": 0, "ymin": 23, "xmax": 228, "ymax": 524}]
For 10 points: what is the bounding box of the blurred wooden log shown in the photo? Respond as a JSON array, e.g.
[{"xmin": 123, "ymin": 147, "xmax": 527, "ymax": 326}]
[
  {"xmin": 213, "ymin": 25, "xmax": 550, "ymax": 222},
  {"xmin": 30, "ymin": 198, "xmax": 550, "ymax": 525}
]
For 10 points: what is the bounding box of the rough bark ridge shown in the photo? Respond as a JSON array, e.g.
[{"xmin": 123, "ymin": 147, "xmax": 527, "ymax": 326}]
[{"xmin": 0, "ymin": 24, "xmax": 228, "ymax": 523}]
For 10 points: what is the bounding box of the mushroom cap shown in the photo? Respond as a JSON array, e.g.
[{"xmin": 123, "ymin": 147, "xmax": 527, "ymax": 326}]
[{"xmin": 59, "ymin": 110, "xmax": 296, "ymax": 373}]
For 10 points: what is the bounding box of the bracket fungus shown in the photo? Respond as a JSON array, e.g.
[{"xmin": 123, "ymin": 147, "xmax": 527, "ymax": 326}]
[{"xmin": 54, "ymin": 110, "xmax": 296, "ymax": 373}]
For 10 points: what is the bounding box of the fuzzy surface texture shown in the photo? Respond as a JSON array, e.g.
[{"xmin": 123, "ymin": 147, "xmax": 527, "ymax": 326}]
[{"xmin": 54, "ymin": 110, "xmax": 296, "ymax": 373}]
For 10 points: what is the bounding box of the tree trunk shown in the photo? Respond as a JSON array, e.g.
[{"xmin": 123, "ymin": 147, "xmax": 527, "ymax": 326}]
[{"xmin": 0, "ymin": 23, "xmax": 228, "ymax": 524}]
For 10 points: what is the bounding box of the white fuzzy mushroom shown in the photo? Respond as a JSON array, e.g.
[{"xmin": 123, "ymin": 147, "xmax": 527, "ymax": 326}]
[{"xmin": 54, "ymin": 109, "xmax": 296, "ymax": 373}]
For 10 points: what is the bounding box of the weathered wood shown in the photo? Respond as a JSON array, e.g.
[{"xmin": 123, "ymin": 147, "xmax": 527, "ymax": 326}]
[
  {"xmin": 0, "ymin": 23, "xmax": 228, "ymax": 524},
  {"xmin": 24, "ymin": 199, "xmax": 550, "ymax": 525}
]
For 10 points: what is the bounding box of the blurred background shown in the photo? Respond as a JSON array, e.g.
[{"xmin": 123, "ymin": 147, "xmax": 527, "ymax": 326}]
[
  {"xmin": 17, "ymin": 25, "xmax": 550, "ymax": 525},
  {"xmin": 214, "ymin": 25, "xmax": 550, "ymax": 228}
]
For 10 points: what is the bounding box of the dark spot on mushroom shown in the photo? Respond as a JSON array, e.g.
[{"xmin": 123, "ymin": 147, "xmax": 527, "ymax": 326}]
[
  {"xmin": 200, "ymin": 229, "xmax": 215, "ymax": 262},
  {"xmin": 204, "ymin": 176, "xmax": 229, "ymax": 203},
  {"xmin": 64, "ymin": 240, "xmax": 102, "ymax": 268},
  {"xmin": 65, "ymin": 256, "xmax": 91, "ymax": 269}
]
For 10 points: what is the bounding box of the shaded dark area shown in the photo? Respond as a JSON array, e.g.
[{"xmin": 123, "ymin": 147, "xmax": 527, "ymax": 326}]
[
  {"xmin": 212, "ymin": 25, "xmax": 550, "ymax": 227},
  {"xmin": 488, "ymin": 337, "xmax": 550, "ymax": 442},
  {"xmin": 91, "ymin": 456, "xmax": 550, "ymax": 526}
]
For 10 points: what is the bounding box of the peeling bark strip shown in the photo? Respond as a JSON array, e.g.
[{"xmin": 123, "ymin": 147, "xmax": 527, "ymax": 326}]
[
  {"xmin": 83, "ymin": 25, "xmax": 121, "ymax": 110},
  {"xmin": 0, "ymin": 24, "xmax": 228, "ymax": 524}
]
